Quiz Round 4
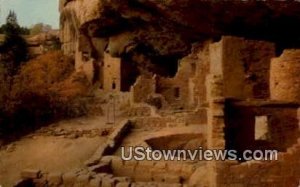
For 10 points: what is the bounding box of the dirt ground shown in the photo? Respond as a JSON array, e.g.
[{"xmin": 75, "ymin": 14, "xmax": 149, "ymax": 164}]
[{"xmin": 0, "ymin": 115, "xmax": 122, "ymax": 187}]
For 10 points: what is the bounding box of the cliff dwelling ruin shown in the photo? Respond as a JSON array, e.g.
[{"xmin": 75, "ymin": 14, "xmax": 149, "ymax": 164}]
[{"xmin": 11, "ymin": 0, "xmax": 300, "ymax": 187}]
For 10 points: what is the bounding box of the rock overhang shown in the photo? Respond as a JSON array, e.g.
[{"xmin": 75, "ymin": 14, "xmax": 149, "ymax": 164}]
[{"xmin": 60, "ymin": 0, "xmax": 300, "ymax": 64}]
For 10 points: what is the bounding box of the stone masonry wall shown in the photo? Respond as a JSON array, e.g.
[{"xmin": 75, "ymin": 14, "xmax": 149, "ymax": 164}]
[
  {"xmin": 111, "ymin": 158, "xmax": 196, "ymax": 183},
  {"xmin": 194, "ymin": 42, "xmax": 211, "ymax": 107},
  {"xmin": 225, "ymin": 101, "xmax": 300, "ymax": 153},
  {"xmin": 206, "ymin": 37, "xmax": 300, "ymax": 187},
  {"xmin": 206, "ymin": 73, "xmax": 226, "ymax": 187},
  {"xmin": 212, "ymin": 36, "xmax": 275, "ymax": 100},
  {"xmin": 103, "ymin": 52, "xmax": 121, "ymax": 91},
  {"xmin": 206, "ymin": 74, "xmax": 225, "ymax": 150},
  {"xmin": 216, "ymin": 138, "xmax": 300, "ymax": 187},
  {"xmin": 130, "ymin": 75, "xmax": 156, "ymax": 104},
  {"xmin": 270, "ymin": 49, "xmax": 300, "ymax": 102},
  {"xmin": 156, "ymin": 54, "xmax": 197, "ymax": 109}
]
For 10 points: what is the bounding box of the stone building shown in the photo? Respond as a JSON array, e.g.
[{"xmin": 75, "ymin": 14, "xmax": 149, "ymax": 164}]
[{"xmin": 103, "ymin": 52, "xmax": 121, "ymax": 91}]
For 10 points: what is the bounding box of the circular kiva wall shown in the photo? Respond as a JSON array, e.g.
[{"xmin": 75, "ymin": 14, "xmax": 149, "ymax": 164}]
[{"xmin": 270, "ymin": 49, "xmax": 300, "ymax": 102}]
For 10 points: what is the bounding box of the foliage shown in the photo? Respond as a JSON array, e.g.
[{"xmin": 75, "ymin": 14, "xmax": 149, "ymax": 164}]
[
  {"xmin": 0, "ymin": 11, "xmax": 29, "ymax": 35},
  {"xmin": 0, "ymin": 11, "xmax": 29, "ymax": 76},
  {"xmin": 12, "ymin": 51, "xmax": 75, "ymax": 95},
  {"xmin": 1, "ymin": 11, "xmax": 27, "ymax": 35},
  {"xmin": 0, "ymin": 13, "xmax": 79, "ymax": 140},
  {"xmin": 0, "ymin": 51, "xmax": 91, "ymax": 139},
  {"xmin": 0, "ymin": 63, "xmax": 9, "ymax": 107}
]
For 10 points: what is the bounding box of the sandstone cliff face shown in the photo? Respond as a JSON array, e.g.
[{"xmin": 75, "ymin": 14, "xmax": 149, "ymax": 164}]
[
  {"xmin": 27, "ymin": 30, "xmax": 60, "ymax": 57},
  {"xmin": 59, "ymin": 0, "xmax": 300, "ymax": 80}
]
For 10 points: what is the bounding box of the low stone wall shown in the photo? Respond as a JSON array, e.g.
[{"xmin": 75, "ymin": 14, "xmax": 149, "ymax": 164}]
[
  {"xmin": 216, "ymin": 138, "xmax": 300, "ymax": 187},
  {"xmin": 111, "ymin": 157, "xmax": 197, "ymax": 183},
  {"xmin": 186, "ymin": 108, "xmax": 208, "ymax": 125},
  {"xmin": 16, "ymin": 166, "xmax": 128, "ymax": 187},
  {"xmin": 125, "ymin": 106, "xmax": 152, "ymax": 117},
  {"xmin": 132, "ymin": 115, "xmax": 189, "ymax": 130},
  {"xmin": 84, "ymin": 120, "xmax": 132, "ymax": 166},
  {"xmin": 16, "ymin": 156, "xmax": 192, "ymax": 187}
]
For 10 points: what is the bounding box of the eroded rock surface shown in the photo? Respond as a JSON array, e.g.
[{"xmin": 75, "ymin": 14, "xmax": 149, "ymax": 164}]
[{"xmin": 60, "ymin": 0, "xmax": 300, "ymax": 57}]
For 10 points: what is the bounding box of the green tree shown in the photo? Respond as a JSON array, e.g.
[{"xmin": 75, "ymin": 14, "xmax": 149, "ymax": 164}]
[
  {"xmin": 19, "ymin": 27, "xmax": 30, "ymax": 35},
  {"xmin": 0, "ymin": 11, "xmax": 28, "ymax": 77},
  {"xmin": 0, "ymin": 25, "xmax": 30, "ymax": 35},
  {"xmin": 0, "ymin": 11, "xmax": 30, "ymax": 35}
]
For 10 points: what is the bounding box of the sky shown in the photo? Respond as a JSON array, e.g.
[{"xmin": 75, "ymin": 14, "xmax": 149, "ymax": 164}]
[{"xmin": 0, "ymin": 0, "xmax": 59, "ymax": 29}]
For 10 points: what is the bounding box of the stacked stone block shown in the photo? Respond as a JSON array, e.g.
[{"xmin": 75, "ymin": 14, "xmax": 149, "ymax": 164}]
[{"xmin": 215, "ymin": 138, "xmax": 300, "ymax": 187}]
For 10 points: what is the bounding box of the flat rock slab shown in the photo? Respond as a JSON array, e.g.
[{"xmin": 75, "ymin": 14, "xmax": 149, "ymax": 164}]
[
  {"xmin": 85, "ymin": 120, "xmax": 132, "ymax": 167},
  {"xmin": 20, "ymin": 169, "xmax": 41, "ymax": 179}
]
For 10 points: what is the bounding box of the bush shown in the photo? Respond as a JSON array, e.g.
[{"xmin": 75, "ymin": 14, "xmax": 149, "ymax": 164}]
[
  {"xmin": 11, "ymin": 51, "xmax": 74, "ymax": 95},
  {"xmin": 0, "ymin": 51, "xmax": 91, "ymax": 139},
  {"xmin": 49, "ymin": 71, "xmax": 91, "ymax": 118}
]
